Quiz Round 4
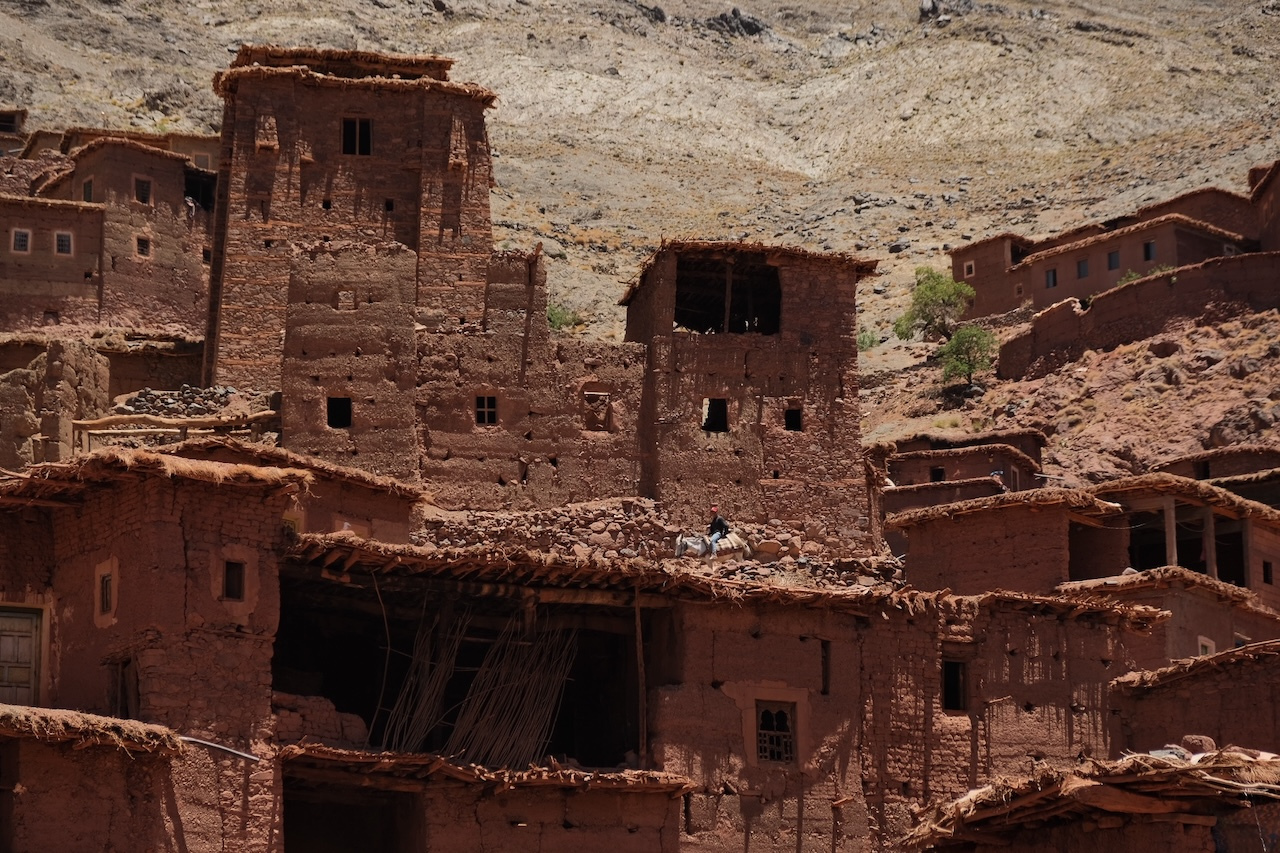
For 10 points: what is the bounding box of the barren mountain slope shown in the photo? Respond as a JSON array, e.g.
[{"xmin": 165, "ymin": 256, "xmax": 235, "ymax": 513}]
[{"xmin": 4, "ymin": 0, "xmax": 1278, "ymax": 335}]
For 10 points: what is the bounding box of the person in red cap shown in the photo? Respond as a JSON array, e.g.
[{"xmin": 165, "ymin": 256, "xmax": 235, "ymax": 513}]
[{"xmin": 707, "ymin": 504, "xmax": 730, "ymax": 555}]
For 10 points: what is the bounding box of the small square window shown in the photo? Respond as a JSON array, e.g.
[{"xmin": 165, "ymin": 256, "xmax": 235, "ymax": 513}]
[
  {"xmin": 321, "ymin": 198, "xmax": 332, "ymax": 210},
  {"xmin": 194, "ymin": 153, "xmax": 211, "ymax": 169},
  {"xmin": 1264, "ymin": 561, "xmax": 1273, "ymax": 585},
  {"xmin": 222, "ymin": 561, "xmax": 246, "ymax": 601},
  {"xmin": 55, "ymin": 233, "xmax": 72, "ymax": 255},
  {"xmin": 136, "ymin": 237, "xmax": 151, "ymax": 257},
  {"xmin": 327, "ymin": 397, "xmax": 353, "ymax": 429},
  {"xmin": 475, "ymin": 395, "xmax": 497, "ymax": 425},
  {"xmin": 1107, "ymin": 250, "xmax": 1120, "ymax": 271},
  {"xmin": 42, "ymin": 310, "xmax": 59, "ymax": 326},
  {"xmin": 1143, "ymin": 241, "xmax": 1156, "ymax": 262},
  {"xmin": 942, "ymin": 660, "xmax": 967, "ymax": 711},
  {"xmin": 1076, "ymin": 258, "xmax": 1088, "ymax": 279},
  {"xmin": 11, "ymin": 229, "xmax": 30, "ymax": 253},
  {"xmin": 342, "ymin": 118, "xmax": 372, "ymax": 156},
  {"xmin": 1014, "ymin": 283, "xmax": 1024, "ymax": 297},
  {"xmin": 1045, "ymin": 268, "xmax": 1057, "ymax": 289},
  {"xmin": 930, "ymin": 466, "xmax": 946, "ymax": 483},
  {"xmin": 134, "ymin": 178, "xmax": 152, "ymax": 205},
  {"xmin": 784, "ymin": 408, "xmax": 803, "ymax": 431},
  {"xmin": 202, "ymin": 248, "xmax": 212, "ymax": 264},
  {"xmin": 702, "ymin": 398, "xmax": 729, "ymax": 433},
  {"xmin": 82, "ymin": 179, "xmax": 94, "ymax": 203},
  {"xmin": 756, "ymin": 701, "xmax": 796, "ymax": 764},
  {"xmin": 962, "ymin": 260, "xmax": 975, "ymax": 278},
  {"xmin": 1197, "ymin": 636, "xmax": 1216, "ymax": 657}
]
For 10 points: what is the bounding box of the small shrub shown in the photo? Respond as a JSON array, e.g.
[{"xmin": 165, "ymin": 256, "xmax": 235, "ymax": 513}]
[
  {"xmin": 547, "ymin": 304, "xmax": 584, "ymax": 330},
  {"xmin": 857, "ymin": 326, "xmax": 878, "ymax": 352}
]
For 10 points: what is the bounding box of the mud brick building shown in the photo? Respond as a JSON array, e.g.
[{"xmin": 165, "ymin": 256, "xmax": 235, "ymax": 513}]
[{"xmin": 205, "ymin": 46, "xmax": 497, "ymax": 392}]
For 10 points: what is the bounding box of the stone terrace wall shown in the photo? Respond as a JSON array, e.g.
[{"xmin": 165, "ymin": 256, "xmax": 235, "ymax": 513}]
[{"xmin": 1001, "ymin": 252, "xmax": 1280, "ymax": 380}]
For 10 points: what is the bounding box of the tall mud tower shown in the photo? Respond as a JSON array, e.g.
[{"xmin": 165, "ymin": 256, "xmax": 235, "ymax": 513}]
[{"xmin": 203, "ymin": 46, "xmax": 496, "ymax": 391}]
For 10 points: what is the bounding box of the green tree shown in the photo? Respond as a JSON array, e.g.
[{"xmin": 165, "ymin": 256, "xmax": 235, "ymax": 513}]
[
  {"xmin": 892, "ymin": 267, "xmax": 975, "ymax": 342},
  {"xmin": 938, "ymin": 325, "xmax": 997, "ymax": 385}
]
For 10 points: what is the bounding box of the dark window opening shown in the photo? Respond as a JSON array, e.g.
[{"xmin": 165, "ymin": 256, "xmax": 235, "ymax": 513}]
[
  {"xmin": 930, "ymin": 466, "xmax": 946, "ymax": 483},
  {"xmin": 963, "ymin": 260, "xmax": 975, "ymax": 278},
  {"xmin": 42, "ymin": 311, "xmax": 59, "ymax": 326},
  {"xmin": 702, "ymin": 398, "xmax": 729, "ymax": 433},
  {"xmin": 55, "ymin": 233, "xmax": 72, "ymax": 255},
  {"xmin": 82, "ymin": 179, "xmax": 93, "ymax": 203},
  {"xmin": 322, "ymin": 198, "xmax": 332, "ymax": 210},
  {"xmin": 1045, "ymin": 268, "xmax": 1057, "ymax": 289},
  {"xmin": 820, "ymin": 640, "xmax": 830, "ymax": 696},
  {"xmin": 673, "ymin": 252, "xmax": 781, "ymax": 335},
  {"xmin": 1127, "ymin": 511, "xmax": 1167, "ymax": 570},
  {"xmin": 942, "ymin": 660, "xmax": 967, "ymax": 711},
  {"xmin": 202, "ymin": 248, "xmax": 212, "ymax": 264},
  {"xmin": 582, "ymin": 391, "xmax": 611, "ymax": 431},
  {"xmin": 1076, "ymin": 258, "xmax": 1089, "ymax": 279},
  {"xmin": 384, "ymin": 198, "xmax": 395, "ymax": 212},
  {"xmin": 1265, "ymin": 561, "xmax": 1274, "ymax": 585},
  {"xmin": 223, "ymin": 561, "xmax": 246, "ymax": 601},
  {"xmin": 784, "ymin": 408, "xmax": 803, "ymax": 432},
  {"xmin": 99, "ymin": 574, "xmax": 113, "ymax": 614},
  {"xmin": 1143, "ymin": 241, "xmax": 1156, "ymax": 262},
  {"xmin": 107, "ymin": 659, "xmax": 139, "ymax": 719},
  {"xmin": 475, "ymin": 395, "xmax": 497, "ymax": 425},
  {"xmin": 1216, "ymin": 528, "xmax": 1246, "ymax": 587},
  {"xmin": 1193, "ymin": 460, "xmax": 1211, "ymax": 479},
  {"xmin": 136, "ymin": 237, "xmax": 151, "ymax": 257},
  {"xmin": 756, "ymin": 701, "xmax": 796, "ymax": 763},
  {"xmin": 0, "ymin": 114, "xmax": 17, "ymax": 134},
  {"xmin": 326, "ymin": 397, "xmax": 353, "ymax": 429},
  {"xmin": 11, "ymin": 230, "xmax": 29, "ymax": 252},
  {"xmin": 134, "ymin": 178, "xmax": 152, "ymax": 204},
  {"xmin": 184, "ymin": 168, "xmax": 216, "ymax": 211},
  {"xmin": 342, "ymin": 118, "xmax": 372, "ymax": 156},
  {"xmin": 1011, "ymin": 243, "xmax": 1031, "ymax": 265},
  {"xmin": 283, "ymin": 784, "xmax": 416, "ymax": 853},
  {"xmin": 1107, "ymin": 250, "xmax": 1120, "ymax": 271}
]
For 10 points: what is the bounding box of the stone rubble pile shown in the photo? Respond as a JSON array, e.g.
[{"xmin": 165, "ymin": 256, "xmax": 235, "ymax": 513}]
[{"xmin": 115, "ymin": 384, "xmax": 237, "ymax": 417}]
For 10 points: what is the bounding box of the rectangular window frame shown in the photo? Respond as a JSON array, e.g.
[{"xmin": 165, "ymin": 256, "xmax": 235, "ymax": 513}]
[
  {"xmin": 962, "ymin": 260, "xmax": 976, "ymax": 279},
  {"xmin": 1107, "ymin": 249, "xmax": 1120, "ymax": 271},
  {"xmin": 942, "ymin": 659, "xmax": 968, "ymax": 712},
  {"xmin": 342, "ymin": 117, "xmax": 373, "ymax": 156},
  {"xmin": 10, "ymin": 229, "xmax": 31, "ymax": 254},
  {"xmin": 135, "ymin": 236, "xmax": 152, "ymax": 258},
  {"xmin": 222, "ymin": 561, "xmax": 246, "ymax": 602},
  {"xmin": 55, "ymin": 232, "xmax": 73, "ymax": 256},
  {"xmin": 475, "ymin": 395, "xmax": 498, "ymax": 426},
  {"xmin": 1076, "ymin": 258, "xmax": 1089, "ymax": 279},
  {"xmin": 133, "ymin": 176, "xmax": 153, "ymax": 206},
  {"xmin": 755, "ymin": 700, "xmax": 797, "ymax": 765},
  {"xmin": 1044, "ymin": 268, "xmax": 1057, "ymax": 289},
  {"xmin": 81, "ymin": 177, "xmax": 94, "ymax": 203},
  {"xmin": 1143, "ymin": 240, "xmax": 1156, "ymax": 262}
]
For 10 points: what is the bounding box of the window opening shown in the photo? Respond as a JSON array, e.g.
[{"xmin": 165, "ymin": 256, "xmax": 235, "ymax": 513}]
[
  {"xmin": 0, "ymin": 114, "xmax": 17, "ymax": 134},
  {"xmin": 1044, "ymin": 268, "xmax": 1057, "ymax": 289},
  {"xmin": 184, "ymin": 168, "xmax": 216, "ymax": 211},
  {"xmin": 42, "ymin": 311, "xmax": 59, "ymax": 326},
  {"xmin": 11, "ymin": 230, "xmax": 30, "ymax": 253},
  {"xmin": 963, "ymin": 260, "xmax": 975, "ymax": 278},
  {"xmin": 223, "ymin": 561, "xmax": 246, "ymax": 601},
  {"xmin": 1265, "ymin": 561, "xmax": 1274, "ymax": 585},
  {"xmin": 82, "ymin": 179, "xmax": 94, "ymax": 203},
  {"xmin": 930, "ymin": 466, "xmax": 946, "ymax": 483},
  {"xmin": 673, "ymin": 252, "xmax": 781, "ymax": 335},
  {"xmin": 342, "ymin": 118, "xmax": 372, "ymax": 156},
  {"xmin": 784, "ymin": 408, "xmax": 803, "ymax": 432},
  {"xmin": 1014, "ymin": 283, "xmax": 1024, "ymax": 297},
  {"xmin": 108, "ymin": 659, "xmax": 139, "ymax": 719},
  {"xmin": 1107, "ymin": 250, "xmax": 1120, "ymax": 271},
  {"xmin": 702, "ymin": 398, "xmax": 729, "ymax": 433},
  {"xmin": 1197, "ymin": 636, "xmax": 1216, "ymax": 657},
  {"xmin": 1076, "ymin": 258, "xmax": 1088, "ymax": 279},
  {"xmin": 756, "ymin": 700, "xmax": 796, "ymax": 763},
  {"xmin": 942, "ymin": 660, "xmax": 967, "ymax": 711},
  {"xmin": 1143, "ymin": 241, "xmax": 1156, "ymax": 262},
  {"xmin": 322, "ymin": 198, "xmax": 332, "ymax": 210},
  {"xmin": 134, "ymin": 178, "xmax": 152, "ymax": 204},
  {"xmin": 55, "ymin": 232, "xmax": 72, "ymax": 255},
  {"xmin": 475, "ymin": 395, "xmax": 497, "ymax": 425},
  {"xmin": 820, "ymin": 640, "xmax": 830, "ymax": 696},
  {"xmin": 582, "ymin": 391, "xmax": 611, "ymax": 431},
  {"xmin": 326, "ymin": 397, "xmax": 353, "ymax": 429},
  {"xmin": 384, "ymin": 198, "xmax": 395, "ymax": 212},
  {"xmin": 99, "ymin": 573, "xmax": 113, "ymax": 614},
  {"xmin": 136, "ymin": 237, "xmax": 151, "ymax": 257}
]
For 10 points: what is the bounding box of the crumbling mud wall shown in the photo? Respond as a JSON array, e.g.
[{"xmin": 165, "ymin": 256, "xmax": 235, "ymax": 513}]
[
  {"xmin": 0, "ymin": 339, "xmax": 109, "ymax": 467},
  {"xmin": 207, "ymin": 48, "xmax": 494, "ymax": 391},
  {"xmin": 626, "ymin": 245, "xmax": 874, "ymax": 544}
]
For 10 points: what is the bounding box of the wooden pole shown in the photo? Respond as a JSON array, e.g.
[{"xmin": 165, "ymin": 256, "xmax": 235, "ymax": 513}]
[{"xmin": 634, "ymin": 586, "xmax": 648, "ymax": 770}]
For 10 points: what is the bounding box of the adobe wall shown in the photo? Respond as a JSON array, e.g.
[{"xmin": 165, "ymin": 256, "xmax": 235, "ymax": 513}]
[
  {"xmin": 957, "ymin": 820, "xmax": 1213, "ymax": 853},
  {"xmin": 1158, "ymin": 449, "xmax": 1280, "ymax": 479},
  {"xmin": 209, "ymin": 73, "xmax": 492, "ymax": 391},
  {"xmin": 422, "ymin": 785, "xmax": 679, "ymax": 852},
  {"xmin": 1141, "ymin": 188, "xmax": 1258, "ymax": 239},
  {"xmin": 893, "ymin": 432, "xmax": 1044, "ymax": 464},
  {"xmin": 280, "ymin": 242, "xmax": 418, "ymax": 482},
  {"xmin": 1, "ymin": 739, "xmax": 175, "ymax": 852},
  {"xmin": 1000, "ymin": 252, "xmax": 1280, "ymax": 380},
  {"xmin": 0, "ymin": 339, "xmax": 110, "ymax": 467},
  {"xmin": 1248, "ymin": 521, "xmax": 1280, "ymax": 612},
  {"xmin": 1101, "ymin": 587, "xmax": 1280, "ymax": 670},
  {"xmin": 882, "ymin": 479, "xmax": 1005, "ymax": 516},
  {"xmin": 1065, "ymin": 523, "xmax": 1129, "ymax": 583},
  {"xmin": 0, "ymin": 197, "xmax": 103, "ymax": 328},
  {"xmin": 1258, "ymin": 169, "xmax": 1280, "ymax": 251},
  {"xmin": 0, "ymin": 151, "xmax": 72, "ymax": 196},
  {"xmin": 630, "ymin": 252, "xmax": 871, "ymax": 542},
  {"xmin": 417, "ymin": 253, "xmax": 646, "ymax": 510},
  {"xmin": 952, "ymin": 238, "xmax": 1024, "ymax": 318},
  {"xmin": 40, "ymin": 475, "xmax": 293, "ymax": 851},
  {"xmin": 0, "ymin": 509, "xmax": 53, "ymax": 595},
  {"xmin": 889, "ymin": 447, "xmax": 1035, "ymax": 490},
  {"xmin": 100, "ymin": 344, "xmax": 204, "ymax": 400},
  {"xmin": 655, "ymin": 597, "xmax": 1133, "ymax": 850},
  {"xmin": 1110, "ymin": 655, "xmax": 1280, "ymax": 755},
  {"xmin": 899, "ymin": 505, "xmax": 1072, "ymax": 594}
]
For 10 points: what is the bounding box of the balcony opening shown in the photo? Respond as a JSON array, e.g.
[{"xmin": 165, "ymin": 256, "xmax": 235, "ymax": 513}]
[{"xmin": 674, "ymin": 252, "xmax": 781, "ymax": 335}]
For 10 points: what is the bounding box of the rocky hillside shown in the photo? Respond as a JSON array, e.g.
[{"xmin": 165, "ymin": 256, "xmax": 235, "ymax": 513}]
[{"xmin": 5, "ymin": 0, "xmax": 1280, "ymax": 475}]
